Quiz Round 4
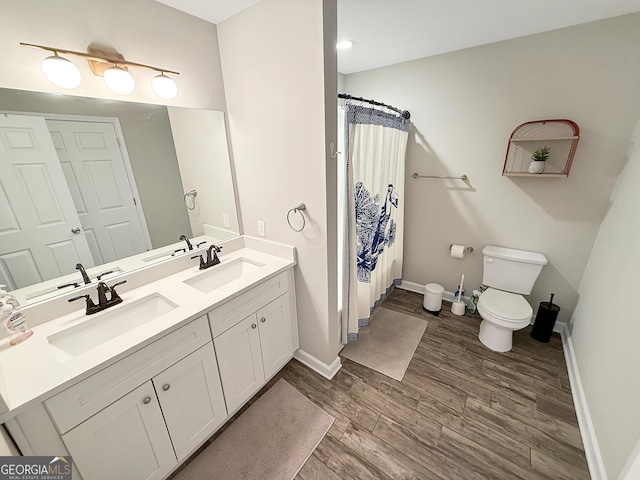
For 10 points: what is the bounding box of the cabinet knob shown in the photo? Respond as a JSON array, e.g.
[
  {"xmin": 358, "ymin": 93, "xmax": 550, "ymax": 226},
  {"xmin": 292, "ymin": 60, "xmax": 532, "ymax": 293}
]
[
  {"xmin": 162, "ymin": 384, "xmax": 171, "ymax": 391},
  {"xmin": 143, "ymin": 396, "xmax": 152, "ymax": 405},
  {"xmin": 251, "ymin": 324, "xmax": 257, "ymax": 329},
  {"xmin": 260, "ymin": 317, "xmax": 266, "ymax": 323}
]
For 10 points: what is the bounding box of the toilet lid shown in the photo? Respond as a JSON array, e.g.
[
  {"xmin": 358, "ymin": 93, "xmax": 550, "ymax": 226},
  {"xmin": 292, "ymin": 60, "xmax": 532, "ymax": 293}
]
[{"xmin": 478, "ymin": 288, "xmax": 532, "ymax": 322}]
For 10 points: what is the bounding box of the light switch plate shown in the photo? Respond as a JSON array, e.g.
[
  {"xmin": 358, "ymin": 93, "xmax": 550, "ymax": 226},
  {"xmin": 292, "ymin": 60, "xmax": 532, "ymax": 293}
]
[
  {"xmin": 222, "ymin": 213, "xmax": 230, "ymax": 228},
  {"xmin": 257, "ymin": 220, "xmax": 266, "ymax": 237}
]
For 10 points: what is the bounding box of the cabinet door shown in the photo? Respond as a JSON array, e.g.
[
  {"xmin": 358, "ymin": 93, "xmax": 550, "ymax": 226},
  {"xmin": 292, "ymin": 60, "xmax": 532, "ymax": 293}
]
[
  {"xmin": 214, "ymin": 314, "xmax": 264, "ymax": 413},
  {"xmin": 62, "ymin": 381, "xmax": 176, "ymax": 480},
  {"xmin": 153, "ymin": 343, "xmax": 227, "ymax": 461},
  {"xmin": 257, "ymin": 293, "xmax": 294, "ymax": 379}
]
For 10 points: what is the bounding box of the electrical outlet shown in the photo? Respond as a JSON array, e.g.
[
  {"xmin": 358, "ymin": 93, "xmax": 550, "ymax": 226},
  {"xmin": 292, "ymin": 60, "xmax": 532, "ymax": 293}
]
[
  {"xmin": 222, "ymin": 213, "xmax": 230, "ymax": 228},
  {"xmin": 257, "ymin": 220, "xmax": 266, "ymax": 237}
]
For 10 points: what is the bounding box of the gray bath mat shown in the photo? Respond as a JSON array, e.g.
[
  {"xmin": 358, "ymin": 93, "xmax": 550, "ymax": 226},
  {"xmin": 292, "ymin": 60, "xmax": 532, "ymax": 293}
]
[
  {"xmin": 341, "ymin": 307, "xmax": 427, "ymax": 381},
  {"xmin": 173, "ymin": 378, "xmax": 334, "ymax": 480}
]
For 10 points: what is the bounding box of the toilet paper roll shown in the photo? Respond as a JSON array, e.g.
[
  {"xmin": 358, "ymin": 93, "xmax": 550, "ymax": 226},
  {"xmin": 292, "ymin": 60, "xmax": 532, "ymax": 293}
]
[{"xmin": 450, "ymin": 244, "xmax": 466, "ymax": 259}]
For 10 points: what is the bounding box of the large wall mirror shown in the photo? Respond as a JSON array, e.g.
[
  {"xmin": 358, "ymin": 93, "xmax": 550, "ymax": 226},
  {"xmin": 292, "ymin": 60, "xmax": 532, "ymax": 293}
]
[{"xmin": 0, "ymin": 87, "xmax": 240, "ymax": 305}]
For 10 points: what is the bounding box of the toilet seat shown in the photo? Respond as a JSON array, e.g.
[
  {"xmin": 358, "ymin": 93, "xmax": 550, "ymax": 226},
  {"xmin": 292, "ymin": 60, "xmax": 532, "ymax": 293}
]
[{"xmin": 478, "ymin": 288, "xmax": 532, "ymax": 326}]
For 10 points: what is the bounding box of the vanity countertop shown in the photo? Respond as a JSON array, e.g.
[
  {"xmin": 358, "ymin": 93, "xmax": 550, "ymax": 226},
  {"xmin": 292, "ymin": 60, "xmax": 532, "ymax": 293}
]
[{"xmin": 0, "ymin": 236, "xmax": 296, "ymax": 422}]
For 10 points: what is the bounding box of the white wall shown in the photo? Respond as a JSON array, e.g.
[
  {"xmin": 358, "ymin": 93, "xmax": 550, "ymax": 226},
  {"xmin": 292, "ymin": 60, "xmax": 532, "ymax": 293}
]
[
  {"xmin": 571, "ymin": 117, "xmax": 640, "ymax": 480},
  {"xmin": 0, "ymin": 0, "xmax": 226, "ymax": 111},
  {"xmin": 344, "ymin": 14, "xmax": 640, "ymax": 323},
  {"xmin": 218, "ymin": 0, "xmax": 341, "ymax": 366},
  {"xmin": 168, "ymin": 108, "xmax": 240, "ymax": 237}
]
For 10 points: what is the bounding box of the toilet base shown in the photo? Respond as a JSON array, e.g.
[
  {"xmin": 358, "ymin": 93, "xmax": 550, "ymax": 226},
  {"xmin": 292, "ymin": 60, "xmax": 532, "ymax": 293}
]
[{"xmin": 479, "ymin": 320, "xmax": 515, "ymax": 352}]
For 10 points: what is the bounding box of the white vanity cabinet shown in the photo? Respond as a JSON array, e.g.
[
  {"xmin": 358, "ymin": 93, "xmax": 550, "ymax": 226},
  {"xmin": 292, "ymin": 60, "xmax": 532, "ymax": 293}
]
[
  {"xmin": 152, "ymin": 342, "xmax": 227, "ymax": 460},
  {"xmin": 210, "ymin": 272, "xmax": 297, "ymax": 413},
  {"xmin": 62, "ymin": 381, "xmax": 177, "ymax": 480},
  {"xmin": 3, "ymin": 262, "xmax": 298, "ymax": 480},
  {"xmin": 62, "ymin": 342, "xmax": 227, "ymax": 480}
]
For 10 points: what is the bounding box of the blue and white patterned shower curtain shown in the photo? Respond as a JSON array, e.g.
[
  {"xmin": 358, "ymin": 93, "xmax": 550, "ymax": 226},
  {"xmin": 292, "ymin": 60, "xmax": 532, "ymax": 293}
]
[{"xmin": 341, "ymin": 103, "xmax": 410, "ymax": 343}]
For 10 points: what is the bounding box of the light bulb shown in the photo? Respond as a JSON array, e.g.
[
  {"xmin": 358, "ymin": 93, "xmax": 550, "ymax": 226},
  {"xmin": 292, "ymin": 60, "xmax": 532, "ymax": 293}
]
[
  {"xmin": 336, "ymin": 40, "xmax": 354, "ymax": 50},
  {"xmin": 152, "ymin": 73, "xmax": 177, "ymax": 100},
  {"xmin": 41, "ymin": 55, "xmax": 81, "ymax": 89},
  {"xmin": 104, "ymin": 66, "xmax": 134, "ymax": 95}
]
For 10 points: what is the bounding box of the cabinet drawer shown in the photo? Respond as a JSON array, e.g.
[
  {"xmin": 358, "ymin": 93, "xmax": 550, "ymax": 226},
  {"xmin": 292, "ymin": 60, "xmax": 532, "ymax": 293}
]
[
  {"xmin": 46, "ymin": 316, "xmax": 211, "ymax": 434},
  {"xmin": 208, "ymin": 271, "xmax": 289, "ymax": 337}
]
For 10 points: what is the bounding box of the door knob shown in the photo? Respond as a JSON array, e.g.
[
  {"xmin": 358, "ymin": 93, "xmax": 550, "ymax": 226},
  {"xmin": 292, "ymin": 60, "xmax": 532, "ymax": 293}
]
[
  {"xmin": 260, "ymin": 317, "xmax": 266, "ymax": 323},
  {"xmin": 251, "ymin": 324, "xmax": 257, "ymax": 329},
  {"xmin": 162, "ymin": 384, "xmax": 170, "ymax": 391},
  {"xmin": 71, "ymin": 227, "xmax": 82, "ymax": 234},
  {"xmin": 143, "ymin": 396, "xmax": 152, "ymax": 404}
]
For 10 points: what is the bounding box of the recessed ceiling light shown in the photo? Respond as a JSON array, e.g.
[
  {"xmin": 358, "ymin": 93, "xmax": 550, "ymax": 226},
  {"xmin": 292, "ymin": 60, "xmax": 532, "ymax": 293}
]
[{"xmin": 336, "ymin": 40, "xmax": 354, "ymax": 50}]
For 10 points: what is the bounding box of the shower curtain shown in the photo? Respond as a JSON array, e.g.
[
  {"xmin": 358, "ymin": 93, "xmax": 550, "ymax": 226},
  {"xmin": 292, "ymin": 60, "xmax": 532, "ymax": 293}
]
[{"xmin": 341, "ymin": 103, "xmax": 410, "ymax": 343}]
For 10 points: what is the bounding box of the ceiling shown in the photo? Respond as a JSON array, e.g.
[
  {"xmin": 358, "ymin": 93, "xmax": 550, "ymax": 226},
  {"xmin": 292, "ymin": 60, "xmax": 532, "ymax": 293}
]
[
  {"xmin": 156, "ymin": 0, "xmax": 640, "ymax": 74},
  {"xmin": 155, "ymin": 0, "xmax": 261, "ymax": 25}
]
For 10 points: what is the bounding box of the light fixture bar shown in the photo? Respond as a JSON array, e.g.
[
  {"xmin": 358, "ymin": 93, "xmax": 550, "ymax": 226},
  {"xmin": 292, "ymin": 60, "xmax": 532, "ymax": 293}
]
[{"xmin": 20, "ymin": 42, "xmax": 179, "ymax": 75}]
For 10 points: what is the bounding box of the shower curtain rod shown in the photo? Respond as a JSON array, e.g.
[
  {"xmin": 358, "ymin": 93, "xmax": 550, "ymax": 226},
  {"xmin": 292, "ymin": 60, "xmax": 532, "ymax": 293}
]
[{"xmin": 338, "ymin": 93, "xmax": 411, "ymax": 120}]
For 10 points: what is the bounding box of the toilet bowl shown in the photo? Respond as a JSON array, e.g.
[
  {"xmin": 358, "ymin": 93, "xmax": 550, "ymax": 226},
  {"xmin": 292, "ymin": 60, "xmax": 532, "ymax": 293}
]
[
  {"xmin": 477, "ymin": 288, "xmax": 532, "ymax": 352},
  {"xmin": 477, "ymin": 245, "xmax": 547, "ymax": 352}
]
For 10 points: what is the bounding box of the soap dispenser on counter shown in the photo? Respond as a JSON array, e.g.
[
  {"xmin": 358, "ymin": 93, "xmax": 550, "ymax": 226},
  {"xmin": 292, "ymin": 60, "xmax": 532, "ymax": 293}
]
[{"xmin": 1, "ymin": 304, "xmax": 33, "ymax": 346}]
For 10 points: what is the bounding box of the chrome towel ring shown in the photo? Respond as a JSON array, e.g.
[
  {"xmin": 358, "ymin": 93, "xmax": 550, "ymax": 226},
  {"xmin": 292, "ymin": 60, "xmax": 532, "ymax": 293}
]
[{"xmin": 287, "ymin": 203, "xmax": 306, "ymax": 232}]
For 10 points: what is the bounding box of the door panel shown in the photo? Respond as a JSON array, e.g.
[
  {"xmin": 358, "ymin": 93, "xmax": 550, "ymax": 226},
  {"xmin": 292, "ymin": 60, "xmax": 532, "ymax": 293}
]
[
  {"xmin": 257, "ymin": 294, "xmax": 294, "ymax": 379},
  {"xmin": 214, "ymin": 315, "xmax": 264, "ymax": 413},
  {"xmin": 153, "ymin": 343, "xmax": 227, "ymax": 460},
  {"xmin": 46, "ymin": 119, "xmax": 150, "ymax": 264},
  {"xmin": 0, "ymin": 115, "xmax": 94, "ymax": 289},
  {"xmin": 62, "ymin": 381, "xmax": 177, "ymax": 480},
  {"xmin": 105, "ymin": 222, "xmax": 138, "ymax": 259}
]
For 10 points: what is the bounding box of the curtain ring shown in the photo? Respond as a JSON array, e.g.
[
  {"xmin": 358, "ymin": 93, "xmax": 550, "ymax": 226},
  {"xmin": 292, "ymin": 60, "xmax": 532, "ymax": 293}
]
[{"xmin": 287, "ymin": 203, "xmax": 306, "ymax": 232}]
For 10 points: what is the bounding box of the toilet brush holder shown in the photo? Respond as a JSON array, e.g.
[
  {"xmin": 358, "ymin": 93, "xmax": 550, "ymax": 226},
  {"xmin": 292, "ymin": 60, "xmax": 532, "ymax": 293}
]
[
  {"xmin": 451, "ymin": 301, "xmax": 466, "ymax": 316},
  {"xmin": 531, "ymin": 293, "xmax": 560, "ymax": 343}
]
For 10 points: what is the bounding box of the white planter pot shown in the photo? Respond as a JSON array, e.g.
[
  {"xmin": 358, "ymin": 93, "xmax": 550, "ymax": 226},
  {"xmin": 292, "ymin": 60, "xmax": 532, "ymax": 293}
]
[{"xmin": 528, "ymin": 161, "xmax": 545, "ymax": 174}]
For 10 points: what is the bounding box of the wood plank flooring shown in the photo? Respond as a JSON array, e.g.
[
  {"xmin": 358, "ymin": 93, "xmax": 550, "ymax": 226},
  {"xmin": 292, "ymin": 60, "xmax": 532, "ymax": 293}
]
[{"xmin": 179, "ymin": 288, "xmax": 590, "ymax": 480}]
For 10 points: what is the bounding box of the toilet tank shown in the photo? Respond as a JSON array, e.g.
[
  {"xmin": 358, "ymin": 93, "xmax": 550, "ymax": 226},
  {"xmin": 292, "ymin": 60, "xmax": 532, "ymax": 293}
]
[{"xmin": 482, "ymin": 245, "xmax": 548, "ymax": 295}]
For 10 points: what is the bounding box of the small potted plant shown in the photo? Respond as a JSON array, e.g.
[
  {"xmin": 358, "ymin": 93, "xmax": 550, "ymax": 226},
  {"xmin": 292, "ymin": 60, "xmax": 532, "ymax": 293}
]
[{"xmin": 528, "ymin": 146, "xmax": 550, "ymax": 174}]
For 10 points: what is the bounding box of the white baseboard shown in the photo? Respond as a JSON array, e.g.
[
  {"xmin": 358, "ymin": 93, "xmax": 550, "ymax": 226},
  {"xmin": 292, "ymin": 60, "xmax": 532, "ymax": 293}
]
[
  {"xmin": 398, "ymin": 280, "xmax": 424, "ymax": 294},
  {"xmin": 398, "ymin": 281, "xmax": 470, "ymax": 305},
  {"xmin": 559, "ymin": 324, "xmax": 607, "ymax": 480},
  {"xmin": 293, "ymin": 349, "xmax": 342, "ymax": 380}
]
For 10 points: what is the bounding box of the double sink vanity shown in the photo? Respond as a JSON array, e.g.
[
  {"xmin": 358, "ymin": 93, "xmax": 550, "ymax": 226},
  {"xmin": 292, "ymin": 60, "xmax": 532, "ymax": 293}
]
[{"xmin": 0, "ymin": 235, "xmax": 299, "ymax": 480}]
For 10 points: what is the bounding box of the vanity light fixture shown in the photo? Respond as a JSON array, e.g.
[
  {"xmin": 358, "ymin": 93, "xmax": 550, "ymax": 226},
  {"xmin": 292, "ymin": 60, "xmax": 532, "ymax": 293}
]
[
  {"xmin": 21, "ymin": 42, "xmax": 179, "ymax": 98},
  {"xmin": 40, "ymin": 52, "xmax": 82, "ymax": 89},
  {"xmin": 103, "ymin": 65, "xmax": 135, "ymax": 95},
  {"xmin": 152, "ymin": 72, "xmax": 178, "ymax": 100}
]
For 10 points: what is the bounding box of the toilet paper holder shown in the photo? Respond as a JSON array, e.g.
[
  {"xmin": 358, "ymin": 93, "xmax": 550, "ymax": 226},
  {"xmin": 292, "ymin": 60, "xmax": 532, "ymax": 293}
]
[{"xmin": 449, "ymin": 245, "xmax": 473, "ymax": 254}]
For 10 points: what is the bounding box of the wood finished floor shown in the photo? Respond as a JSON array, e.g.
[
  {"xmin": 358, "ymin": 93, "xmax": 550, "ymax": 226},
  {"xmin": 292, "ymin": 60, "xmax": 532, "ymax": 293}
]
[{"xmin": 178, "ymin": 288, "xmax": 590, "ymax": 480}]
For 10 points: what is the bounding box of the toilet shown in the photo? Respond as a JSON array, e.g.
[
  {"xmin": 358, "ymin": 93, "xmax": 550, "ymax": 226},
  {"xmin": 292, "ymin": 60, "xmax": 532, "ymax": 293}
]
[{"xmin": 477, "ymin": 245, "xmax": 548, "ymax": 352}]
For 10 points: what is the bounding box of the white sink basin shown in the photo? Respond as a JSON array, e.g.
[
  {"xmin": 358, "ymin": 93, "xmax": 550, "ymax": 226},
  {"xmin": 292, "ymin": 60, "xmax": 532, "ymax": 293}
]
[
  {"xmin": 184, "ymin": 258, "xmax": 264, "ymax": 293},
  {"xmin": 47, "ymin": 293, "xmax": 177, "ymax": 357}
]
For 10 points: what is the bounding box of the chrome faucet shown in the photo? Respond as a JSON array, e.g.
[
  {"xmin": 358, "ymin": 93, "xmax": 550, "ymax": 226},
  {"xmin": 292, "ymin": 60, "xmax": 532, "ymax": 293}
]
[
  {"xmin": 69, "ymin": 280, "xmax": 127, "ymax": 315},
  {"xmin": 191, "ymin": 245, "xmax": 223, "ymax": 270},
  {"xmin": 75, "ymin": 263, "xmax": 91, "ymax": 285}
]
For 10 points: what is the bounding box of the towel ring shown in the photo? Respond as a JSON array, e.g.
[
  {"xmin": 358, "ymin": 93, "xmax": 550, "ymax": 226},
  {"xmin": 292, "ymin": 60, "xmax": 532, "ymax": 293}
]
[
  {"xmin": 287, "ymin": 203, "xmax": 306, "ymax": 232},
  {"xmin": 184, "ymin": 190, "xmax": 197, "ymax": 210}
]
